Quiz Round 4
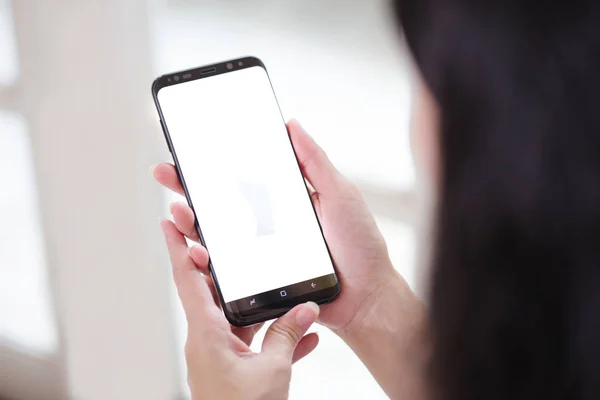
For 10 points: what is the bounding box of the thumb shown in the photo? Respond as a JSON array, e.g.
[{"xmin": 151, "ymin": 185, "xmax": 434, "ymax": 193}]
[
  {"xmin": 287, "ymin": 119, "xmax": 342, "ymax": 193},
  {"xmin": 262, "ymin": 302, "xmax": 320, "ymax": 360}
]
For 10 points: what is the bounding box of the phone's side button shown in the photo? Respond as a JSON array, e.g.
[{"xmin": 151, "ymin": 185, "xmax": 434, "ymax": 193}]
[{"xmin": 159, "ymin": 119, "xmax": 172, "ymax": 153}]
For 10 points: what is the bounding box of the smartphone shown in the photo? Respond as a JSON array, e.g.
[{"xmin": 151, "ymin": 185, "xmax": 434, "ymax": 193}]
[{"xmin": 152, "ymin": 56, "xmax": 340, "ymax": 326}]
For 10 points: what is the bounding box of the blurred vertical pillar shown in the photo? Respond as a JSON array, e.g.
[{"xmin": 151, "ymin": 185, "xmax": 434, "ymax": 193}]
[{"xmin": 11, "ymin": 1, "xmax": 180, "ymax": 399}]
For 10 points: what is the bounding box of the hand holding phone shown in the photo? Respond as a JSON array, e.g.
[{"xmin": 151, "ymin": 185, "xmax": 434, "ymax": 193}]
[
  {"xmin": 153, "ymin": 119, "xmax": 400, "ymax": 335},
  {"xmin": 160, "ymin": 218, "xmax": 320, "ymax": 399},
  {"xmin": 153, "ymin": 57, "xmax": 340, "ymax": 326}
]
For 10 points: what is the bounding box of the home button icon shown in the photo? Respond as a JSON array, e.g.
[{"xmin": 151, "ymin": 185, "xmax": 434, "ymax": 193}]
[{"xmin": 280, "ymin": 290, "xmax": 287, "ymax": 297}]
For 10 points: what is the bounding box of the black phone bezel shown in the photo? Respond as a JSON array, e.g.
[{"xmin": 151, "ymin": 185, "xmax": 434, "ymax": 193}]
[{"xmin": 151, "ymin": 56, "xmax": 340, "ymax": 327}]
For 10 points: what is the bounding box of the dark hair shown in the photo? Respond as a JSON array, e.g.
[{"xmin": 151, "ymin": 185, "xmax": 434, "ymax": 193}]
[{"xmin": 393, "ymin": 1, "xmax": 600, "ymax": 399}]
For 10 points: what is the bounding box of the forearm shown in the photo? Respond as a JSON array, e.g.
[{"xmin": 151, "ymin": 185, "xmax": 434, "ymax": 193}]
[{"xmin": 338, "ymin": 270, "xmax": 430, "ymax": 400}]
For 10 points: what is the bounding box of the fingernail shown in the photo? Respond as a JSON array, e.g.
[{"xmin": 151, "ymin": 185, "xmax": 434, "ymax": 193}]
[
  {"xmin": 150, "ymin": 164, "xmax": 156, "ymax": 176},
  {"xmin": 296, "ymin": 302, "xmax": 319, "ymax": 327}
]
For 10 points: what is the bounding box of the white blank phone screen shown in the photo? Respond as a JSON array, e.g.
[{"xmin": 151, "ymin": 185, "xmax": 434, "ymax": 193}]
[{"xmin": 157, "ymin": 66, "xmax": 335, "ymax": 302}]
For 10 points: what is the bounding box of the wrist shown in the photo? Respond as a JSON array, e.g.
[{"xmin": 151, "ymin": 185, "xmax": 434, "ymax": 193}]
[
  {"xmin": 336, "ymin": 265, "xmax": 430, "ymax": 399},
  {"xmin": 337, "ymin": 264, "xmax": 415, "ymax": 341}
]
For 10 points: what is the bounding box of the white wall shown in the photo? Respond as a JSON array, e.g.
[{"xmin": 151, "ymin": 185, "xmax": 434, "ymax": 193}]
[{"xmin": 2, "ymin": 1, "xmax": 181, "ymax": 399}]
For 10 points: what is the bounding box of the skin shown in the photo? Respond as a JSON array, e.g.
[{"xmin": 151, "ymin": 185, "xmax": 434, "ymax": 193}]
[
  {"xmin": 155, "ymin": 77, "xmax": 440, "ymax": 399},
  {"xmin": 162, "ymin": 217, "xmax": 320, "ymax": 399}
]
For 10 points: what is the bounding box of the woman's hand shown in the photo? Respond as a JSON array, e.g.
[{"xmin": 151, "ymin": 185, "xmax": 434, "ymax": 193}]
[
  {"xmin": 154, "ymin": 120, "xmax": 428, "ymax": 398},
  {"xmin": 160, "ymin": 219, "xmax": 320, "ymax": 400},
  {"xmin": 164, "ymin": 201, "xmax": 264, "ymax": 345},
  {"xmin": 152, "ymin": 119, "xmax": 398, "ymax": 336}
]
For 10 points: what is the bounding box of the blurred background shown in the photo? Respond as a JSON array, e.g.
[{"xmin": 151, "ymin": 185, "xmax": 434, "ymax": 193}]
[{"xmin": 0, "ymin": 0, "xmax": 427, "ymax": 399}]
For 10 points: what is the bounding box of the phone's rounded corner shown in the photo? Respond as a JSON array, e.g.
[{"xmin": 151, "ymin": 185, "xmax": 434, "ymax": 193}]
[
  {"xmin": 243, "ymin": 56, "xmax": 266, "ymax": 70},
  {"xmin": 332, "ymin": 281, "xmax": 342, "ymax": 299},
  {"xmin": 321, "ymin": 281, "xmax": 342, "ymax": 305},
  {"xmin": 223, "ymin": 308, "xmax": 249, "ymax": 328},
  {"xmin": 151, "ymin": 76, "xmax": 166, "ymax": 97}
]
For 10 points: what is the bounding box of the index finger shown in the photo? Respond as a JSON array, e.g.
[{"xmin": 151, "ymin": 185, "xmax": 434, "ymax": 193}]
[{"xmin": 160, "ymin": 219, "xmax": 224, "ymax": 333}]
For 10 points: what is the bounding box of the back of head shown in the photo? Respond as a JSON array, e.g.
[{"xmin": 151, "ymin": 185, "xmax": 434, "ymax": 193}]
[{"xmin": 393, "ymin": 1, "xmax": 600, "ymax": 399}]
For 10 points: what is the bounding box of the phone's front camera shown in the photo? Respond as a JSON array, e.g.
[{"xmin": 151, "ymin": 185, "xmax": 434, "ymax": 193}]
[
  {"xmin": 173, "ymin": 75, "xmax": 180, "ymax": 81},
  {"xmin": 226, "ymin": 63, "xmax": 233, "ymax": 70}
]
